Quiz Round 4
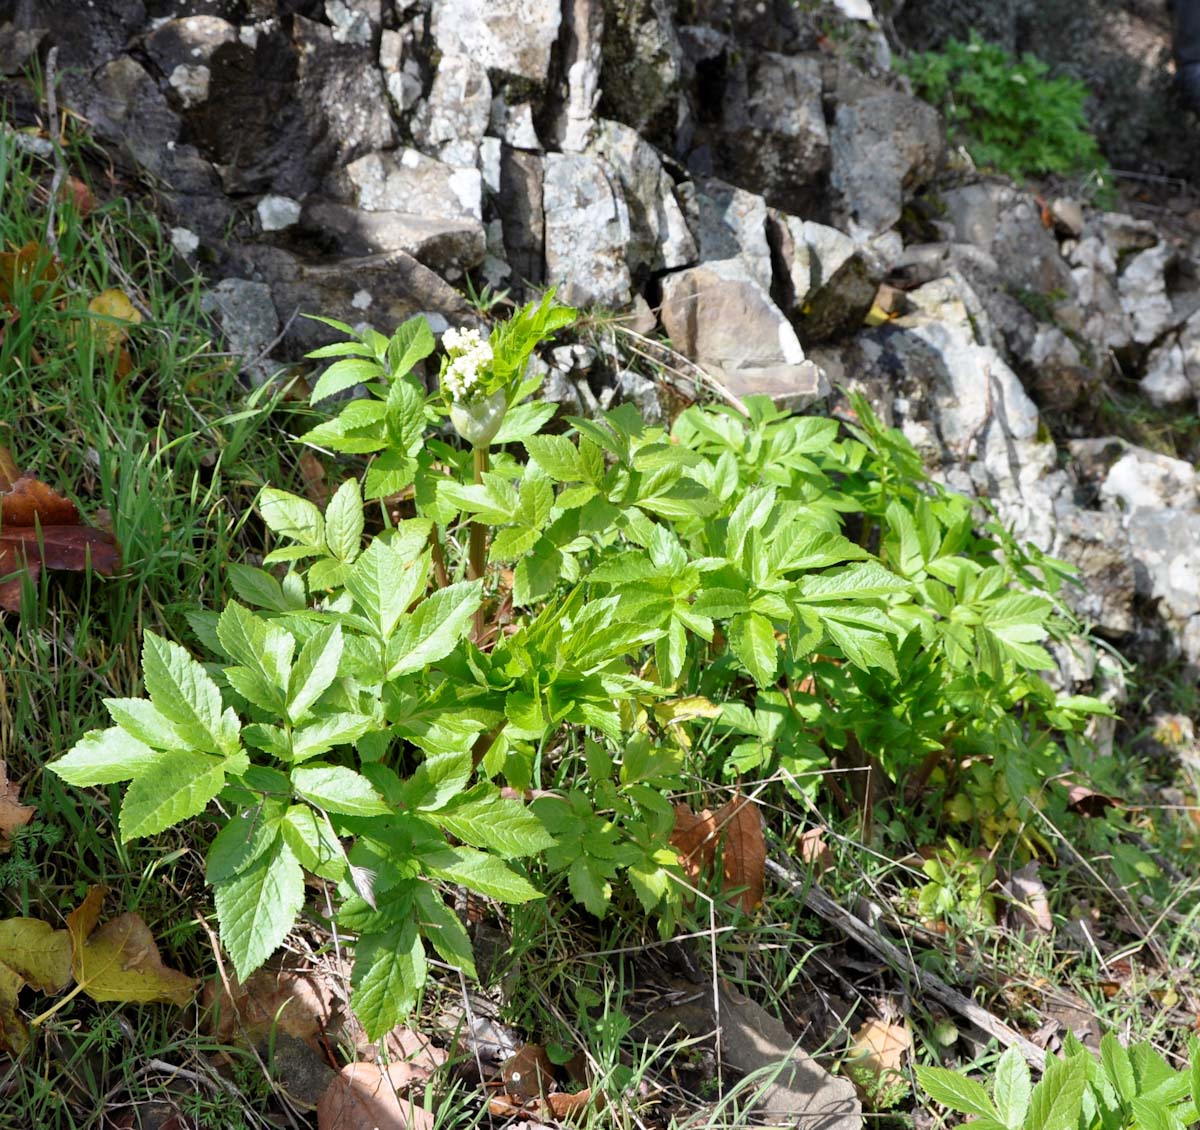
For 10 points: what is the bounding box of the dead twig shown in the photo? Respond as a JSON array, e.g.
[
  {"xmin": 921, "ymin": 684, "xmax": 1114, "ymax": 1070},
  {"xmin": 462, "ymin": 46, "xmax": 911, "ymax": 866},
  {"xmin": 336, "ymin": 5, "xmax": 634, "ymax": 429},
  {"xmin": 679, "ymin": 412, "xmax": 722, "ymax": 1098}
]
[{"xmin": 764, "ymin": 857, "xmax": 1047, "ymax": 1072}]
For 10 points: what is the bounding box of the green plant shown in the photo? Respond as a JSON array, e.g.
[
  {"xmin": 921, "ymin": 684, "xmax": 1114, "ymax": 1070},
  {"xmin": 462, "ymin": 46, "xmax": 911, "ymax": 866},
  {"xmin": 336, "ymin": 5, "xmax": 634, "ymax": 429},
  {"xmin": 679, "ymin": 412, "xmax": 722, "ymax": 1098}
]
[
  {"xmin": 918, "ymin": 1034, "xmax": 1200, "ymax": 1129},
  {"xmin": 47, "ymin": 295, "xmax": 1121, "ymax": 1043},
  {"xmin": 901, "ymin": 31, "xmax": 1109, "ymax": 186}
]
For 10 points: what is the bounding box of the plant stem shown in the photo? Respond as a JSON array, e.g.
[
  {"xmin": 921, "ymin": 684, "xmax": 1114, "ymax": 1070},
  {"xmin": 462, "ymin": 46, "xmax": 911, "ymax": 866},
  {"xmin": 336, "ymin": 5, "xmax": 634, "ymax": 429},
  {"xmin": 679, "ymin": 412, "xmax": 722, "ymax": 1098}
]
[
  {"xmin": 471, "ymin": 721, "xmax": 507, "ymax": 770},
  {"xmin": 430, "ymin": 524, "xmax": 450, "ymax": 589},
  {"xmin": 29, "ymin": 980, "xmax": 86, "ymax": 1028},
  {"xmin": 469, "ymin": 445, "xmax": 488, "ymax": 641}
]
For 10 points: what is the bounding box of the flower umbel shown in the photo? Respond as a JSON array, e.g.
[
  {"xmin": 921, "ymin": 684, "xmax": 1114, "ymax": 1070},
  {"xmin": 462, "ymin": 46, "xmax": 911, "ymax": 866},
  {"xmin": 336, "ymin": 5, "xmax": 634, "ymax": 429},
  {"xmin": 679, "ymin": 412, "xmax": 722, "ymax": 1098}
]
[{"xmin": 441, "ymin": 326, "xmax": 494, "ymax": 404}]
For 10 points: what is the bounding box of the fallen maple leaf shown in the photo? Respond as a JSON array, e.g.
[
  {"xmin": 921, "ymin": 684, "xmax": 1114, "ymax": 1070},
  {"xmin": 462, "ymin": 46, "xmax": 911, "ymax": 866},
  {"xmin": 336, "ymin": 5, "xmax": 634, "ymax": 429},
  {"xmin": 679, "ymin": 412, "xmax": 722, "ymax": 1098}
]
[
  {"xmin": 670, "ymin": 794, "xmax": 765, "ymax": 912},
  {"xmin": 0, "ymin": 917, "xmax": 72, "ymax": 1053},
  {"xmin": 0, "ymin": 760, "xmax": 34, "ymax": 850},
  {"xmin": 66, "ymin": 887, "xmax": 197, "ymax": 1006},
  {"xmin": 0, "ymin": 467, "xmax": 121, "ymax": 613},
  {"xmin": 317, "ymin": 1061, "xmax": 435, "ymax": 1130},
  {"xmin": 846, "ymin": 1018, "xmax": 912, "ymax": 1098}
]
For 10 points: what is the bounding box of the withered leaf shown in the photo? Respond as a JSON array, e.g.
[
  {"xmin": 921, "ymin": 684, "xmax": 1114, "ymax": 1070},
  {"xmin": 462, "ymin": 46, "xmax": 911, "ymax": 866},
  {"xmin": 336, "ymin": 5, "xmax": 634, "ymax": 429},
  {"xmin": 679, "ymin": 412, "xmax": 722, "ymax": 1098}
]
[
  {"xmin": 502, "ymin": 1043, "xmax": 555, "ymax": 1099},
  {"xmin": 0, "ymin": 446, "xmax": 17, "ymax": 492},
  {"xmin": 0, "ymin": 760, "xmax": 34, "ymax": 849},
  {"xmin": 670, "ymin": 794, "xmax": 765, "ymax": 912},
  {"xmin": 0, "ymin": 470, "xmax": 121, "ymax": 614},
  {"xmin": 317, "ymin": 1061, "xmax": 435, "ymax": 1130},
  {"xmin": 847, "ymin": 1018, "xmax": 912, "ymax": 1093},
  {"xmin": 0, "ymin": 241, "xmax": 61, "ymax": 304},
  {"xmin": 202, "ymin": 961, "xmax": 339, "ymax": 1053},
  {"xmin": 66, "ymin": 887, "xmax": 197, "ymax": 1007},
  {"xmin": 0, "ymin": 917, "xmax": 73, "ymax": 1053}
]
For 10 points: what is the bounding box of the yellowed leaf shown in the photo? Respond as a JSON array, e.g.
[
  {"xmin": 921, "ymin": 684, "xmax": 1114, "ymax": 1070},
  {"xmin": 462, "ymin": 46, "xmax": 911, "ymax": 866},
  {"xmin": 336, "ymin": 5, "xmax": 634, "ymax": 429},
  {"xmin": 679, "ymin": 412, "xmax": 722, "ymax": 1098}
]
[
  {"xmin": 652, "ymin": 696, "xmax": 721, "ymax": 727},
  {"xmin": 847, "ymin": 1018, "xmax": 911, "ymax": 1090},
  {"xmin": 0, "ymin": 917, "xmax": 72, "ymax": 1053},
  {"xmin": 0, "ymin": 760, "xmax": 34, "ymax": 848},
  {"xmin": 87, "ymin": 289, "xmax": 141, "ymax": 354},
  {"xmin": 67, "ymin": 887, "xmax": 197, "ymax": 1006}
]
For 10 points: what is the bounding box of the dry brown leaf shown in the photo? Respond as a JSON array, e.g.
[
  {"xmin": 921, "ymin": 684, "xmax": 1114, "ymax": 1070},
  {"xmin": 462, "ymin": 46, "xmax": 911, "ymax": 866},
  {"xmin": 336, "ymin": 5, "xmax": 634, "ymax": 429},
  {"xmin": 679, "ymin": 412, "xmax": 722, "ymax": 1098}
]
[
  {"xmin": 797, "ymin": 826, "xmax": 833, "ymax": 873},
  {"xmin": 545, "ymin": 1089, "xmax": 603, "ymax": 1120},
  {"xmin": 66, "ymin": 887, "xmax": 197, "ymax": 1007},
  {"xmin": 317, "ymin": 1061, "xmax": 435, "ymax": 1130},
  {"xmin": 718, "ymin": 794, "xmax": 765, "ymax": 911},
  {"xmin": 203, "ymin": 961, "xmax": 340, "ymax": 1053},
  {"xmin": 0, "ymin": 446, "xmax": 17, "ymax": 493},
  {"xmin": 0, "ymin": 760, "xmax": 34, "ymax": 849},
  {"xmin": 1065, "ymin": 781, "xmax": 1120, "ymax": 816},
  {"xmin": 298, "ymin": 450, "xmax": 332, "ymax": 509},
  {"xmin": 670, "ymin": 804, "xmax": 718, "ymax": 884},
  {"xmin": 58, "ymin": 177, "xmax": 95, "ymax": 216},
  {"xmin": 0, "ymin": 241, "xmax": 61, "ymax": 304},
  {"xmin": 0, "ymin": 471, "xmax": 121, "ymax": 614},
  {"xmin": 1003, "ymin": 861, "xmax": 1053, "ymax": 934},
  {"xmin": 847, "ymin": 1018, "xmax": 912, "ymax": 1093},
  {"xmin": 502, "ymin": 1044, "xmax": 555, "ymax": 1099}
]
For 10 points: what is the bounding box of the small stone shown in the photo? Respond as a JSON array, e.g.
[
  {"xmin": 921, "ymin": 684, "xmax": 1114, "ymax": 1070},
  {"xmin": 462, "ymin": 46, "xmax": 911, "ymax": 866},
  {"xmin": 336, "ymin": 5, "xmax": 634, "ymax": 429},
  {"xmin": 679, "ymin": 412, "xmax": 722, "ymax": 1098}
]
[
  {"xmin": 432, "ymin": 0, "xmax": 562, "ymax": 84},
  {"xmin": 351, "ymin": 289, "xmax": 373, "ymax": 310},
  {"xmin": 256, "ymin": 194, "xmax": 302, "ymax": 232},
  {"xmin": 168, "ymin": 63, "xmax": 210, "ymax": 109},
  {"xmin": 1050, "ymin": 196, "xmax": 1085, "ymax": 238},
  {"xmin": 200, "ymin": 278, "xmax": 280, "ymax": 383},
  {"xmin": 170, "ymin": 226, "xmax": 200, "ymax": 257}
]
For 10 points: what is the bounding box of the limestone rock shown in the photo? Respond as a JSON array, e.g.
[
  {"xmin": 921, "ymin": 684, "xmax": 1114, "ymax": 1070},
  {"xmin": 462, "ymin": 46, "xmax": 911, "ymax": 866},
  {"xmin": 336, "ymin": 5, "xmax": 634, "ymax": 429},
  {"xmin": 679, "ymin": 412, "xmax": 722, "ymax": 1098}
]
[
  {"xmin": 1141, "ymin": 336, "xmax": 1192, "ymax": 408},
  {"xmin": 411, "ymin": 53, "xmax": 491, "ymax": 170},
  {"xmin": 257, "ymin": 195, "xmax": 302, "ymax": 232},
  {"xmin": 497, "ymin": 148, "xmax": 545, "ymax": 287},
  {"xmin": 590, "ymin": 120, "xmax": 695, "ymax": 276},
  {"xmin": 0, "ymin": 24, "xmax": 46, "ymax": 76},
  {"xmin": 201, "ymin": 279, "xmax": 280, "ymax": 385},
  {"xmin": 1118, "ymin": 242, "xmax": 1176, "ymax": 346},
  {"xmin": 1076, "ymin": 442, "xmax": 1200, "ymax": 514},
  {"xmin": 489, "ymin": 96, "xmax": 541, "ymax": 150},
  {"xmin": 242, "ymin": 246, "xmax": 473, "ymax": 356},
  {"xmin": 543, "ymin": 152, "xmax": 632, "ymax": 308},
  {"xmin": 558, "ymin": 0, "xmax": 604, "ymax": 152},
  {"xmin": 660, "ymin": 259, "xmax": 828, "ymax": 409},
  {"xmin": 679, "ymin": 178, "xmax": 772, "ymax": 294},
  {"xmin": 335, "ymin": 150, "xmax": 483, "ymax": 220},
  {"xmin": 830, "ymin": 87, "xmax": 942, "ymax": 236},
  {"xmin": 773, "ymin": 215, "xmax": 880, "ymax": 343},
  {"xmin": 1126, "ymin": 510, "xmax": 1200, "ymax": 622},
  {"xmin": 1050, "ymin": 506, "xmax": 1136, "ymax": 636},
  {"xmin": 379, "ymin": 27, "xmax": 424, "ymax": 116},
  {"xmin": 431, "ymin": 0, "xmax": 561, "ymax": 84},
  {"xmin": 83, "ymin": 57, "xmax": 181, "ymax": 178},
  {"xmin": 144, "ymin": 15, "xmax": 237, "ymax": 73},
  {"xmin": 1064, "ymin": 234, "xmax": 1133, "ymax": 351}
]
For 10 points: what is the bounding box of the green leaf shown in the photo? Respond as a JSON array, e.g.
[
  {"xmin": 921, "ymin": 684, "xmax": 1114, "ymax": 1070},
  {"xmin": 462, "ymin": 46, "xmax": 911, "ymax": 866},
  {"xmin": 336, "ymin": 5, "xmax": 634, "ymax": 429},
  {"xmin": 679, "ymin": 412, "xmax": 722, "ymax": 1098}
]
[
  {"xmin": 415, "ymin": 887, "xmax": 477, "ymax": 979},
  {"xmin": 1129, "ymin": 1097, "xmax": 1172, "ymax": 1130},
  {"xmin": 524, "ymin": 434, "xmax": 583, "ymax": 481},
  {"xmin": 206, "ymin": 809, "xmax": 282, "ymax": 884},
  {"xmin": 423, "ymin": 845, "xmax": 541, "ymax": 902},
  {"xmin": 568, "ymin": 856, "xmax": 611, "ymax": 917},
  {"xmin": 387, "ymin": 581, "xmax": 481, "ymax": 677},
  {"xmin": 994, "ymin": 1047, "xmax": 1032, "ymax": 1129},
  {"xmin": 292, "ymin": 765, "xmax": 390, "ymax": 816},
  {"xmin": 120, "ymin": 750, "xmax": 226, "ymax": 840},
  {"xmin": 345, "ymin": 540, "xmax": 429, "ymax": 640},
  {"xmin": 214, "ymin": 838, "xmax": 306, "ymax": 981},
  {"xmin": 1101, "ymin": 1033, "xmax": 1135, "ymax": 1106},
  {"xmin": 310, "ymin": 357, "xmax": 385, "ymax": 403},
  {"xmin": 217, "ymin": 601, "xmax": 294, "ymax": 692},
  {"xmin": 350, "ymin": 918, "xmax": 425, "ymax": 1040},
  {"xmin": 226, "ymin": 564, "xmax": 289, "ymax": 612},
  {"xmin": 1025, "ymin": 1054, "xmax": 1086, "ymax": 1130},
  {"xmin": 915, "ymin": 1065, "xmax": 999, "ymax": 1118},
  {"xmin": 386, "ymin": 316, "xmax": 436, "ymax": 377},
  {"xmin": 324, "ymin": 479, "xmax": 365, "ymax": 562},
  {"xmin": 259, "ymin": 488, "xmax": 325, "ymax": 547},
  {"xmin": 403, "ymin": 752, "xmax": 473, "ymax": 812},
  {"xmin": 797, "ymin": 561, "xmax": 910, "ymax": 601},
  {"xmin": 281, "ymin": 805, "xmax": 347, "ymax": 880},
  {"xmin": 291, "ymin": 713, "xmax": 375, "ymax": 762},
  {"xmin": 514, "ymin": 548, "xmax": 561, "ymax": 606},
  {"xmin": 434, "ymin": 788, "xmax": 555, "ymax": 857},
  {"xmin": 729, "ymin": 612, "xmax": 778, "ymax": 687},
  {"xmin": 142, "ymin": 631, "xmax": 240, "ymax": 755},
  {"xmin": 49, "ymin": 727, "xmax": 161, "ymax": 786},
  {"xmin": 287, "ymin": 624, "xmax": 343, "ymax": 723}
]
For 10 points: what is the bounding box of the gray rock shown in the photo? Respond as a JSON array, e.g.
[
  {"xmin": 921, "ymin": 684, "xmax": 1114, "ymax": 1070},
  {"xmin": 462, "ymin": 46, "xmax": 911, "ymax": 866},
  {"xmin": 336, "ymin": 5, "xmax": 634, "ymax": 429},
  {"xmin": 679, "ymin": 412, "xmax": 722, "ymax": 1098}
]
[
  {"xmin": 1126, "ymin": 509, "xmax": 1200, "ymax": 621},
  {"xmin": 1141, "ymin": 336, "xmax": 1192, "ymax": 408},
  {"xmin": 201, "ymin": 278, "xmax": 280, "ymax": 384},
  {"xmin": 497, "ymin": 148, "xmax": 545, "ymax": 287},
  {"xmin": 380, "ymin": 27, "xmax": 424, "ymax": 116},
  {"xmin": 83, "ymin": 57, "xmax": 181, "ymax": 178},
  {"xmin": 0, "ymin": 24, "xmax": 46, "ymax": 76},
  {"xmin": 543, "ymin": 152, "xmax": 632, "ymax": 308},
  {"xmin": 301, "ymin": 201, "xmax": 486, "ymax": 271},
  {"xmin": 1097, "ymin": 212, "xmax": 1160, "ymax": 256},
  {"xmin": 168, "ymin": 64, "xmax": 211, "ymax": 109},
  {"xmin": 1064, "ymin": 235, "xmax": 1133, "ymax": 351},
  {"xmin": 703, "ymin": 50, "xmax": 829, "ymax": 215},
  {"xmin": 773, "ymin": 214, "xmax": 880, "ymax": 342},
  {"xmin": 144, "ymin": 15, "xmax": 238, "ymax": 73},
  {"xmin": 431, "ymin": 0, "xmax": 561, "ymax": 84},
  {"xmin": 1050, "ymin": 506, "xmax": 1136, "ymax": 636},
  {"xmin": 830, "ymin": 88, "xmax": 942, "ymax": 236},
  {"xmin": 489, "ymin": 96, "xmax": 541, "ymax": 150},
  {"xmin": 1086, "ymin": 443, "xmax": 1200, "ymax": 513},
  {"xmin": 257, "ymin": 194, "xmax": 302, "ymax": 232},
  {"xmin": 1050, "ymin": 197, "xmax": 1085, "ymax": 239},
  {"xmin": 411, "ymin": 52, "xmax": 492, "ymax": 169},
  {"xmin": 335, "ymin": 149, "xmax": 483, "ymax": 220},
  {"xmin": 615, "ymin": 368, "xmax": 665, "ymax": 425},
  {"xmin": 558, "ymin": 0, "xmax": 603, "ymax": 152},
  {"xmin": 679, "ymin": 178, "xmax": 772, "ymax": 294},
  {"xmin": 242, "ymin": 245, "xmax": 474, "ymax": 357},
  {"xmin": 590, "ymin": 120, "xmax": 695, "ymax": 275},
  {"xmin": 599, "ymin": 0, "xmax": 683, "ymax": 143},
  {"xmin": 1119, "ymin": 242, "xmax": 1176, "ymax": 346},
  {"xmin": 660, "ymin": 258, "xmax": 827, "ymax": 409},
  {"xmin": 325, "ymin": 0, "xmax": 377, "ymax": 45}
]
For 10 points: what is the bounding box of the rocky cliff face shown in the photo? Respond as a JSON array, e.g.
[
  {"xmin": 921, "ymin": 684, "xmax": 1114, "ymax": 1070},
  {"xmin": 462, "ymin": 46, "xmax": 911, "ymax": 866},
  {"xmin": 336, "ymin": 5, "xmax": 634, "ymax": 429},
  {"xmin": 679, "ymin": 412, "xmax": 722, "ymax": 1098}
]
[{"xmin": 4, "ymin": 0, "xmax": 1200, "ymax": 692}]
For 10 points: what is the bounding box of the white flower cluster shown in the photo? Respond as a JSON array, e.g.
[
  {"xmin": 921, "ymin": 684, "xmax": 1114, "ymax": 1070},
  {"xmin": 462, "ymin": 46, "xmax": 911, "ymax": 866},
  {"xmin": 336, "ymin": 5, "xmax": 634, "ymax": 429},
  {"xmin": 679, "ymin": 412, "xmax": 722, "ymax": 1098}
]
[{"xmin": 441, "ymin": 326, "xmax": 493, "ymax": 404}]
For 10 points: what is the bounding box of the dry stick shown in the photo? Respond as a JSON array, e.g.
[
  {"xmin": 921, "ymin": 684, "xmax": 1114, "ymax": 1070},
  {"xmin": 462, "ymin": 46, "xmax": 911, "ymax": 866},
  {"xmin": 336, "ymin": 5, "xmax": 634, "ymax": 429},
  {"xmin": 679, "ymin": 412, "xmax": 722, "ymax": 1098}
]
[
  {"xmin": 764, "ymin": 857, "xmax": 1048, "ymax": 1073},
  {"xmin": 43, "ymin": 46, "xmax": 65, "ymax": 256}
]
